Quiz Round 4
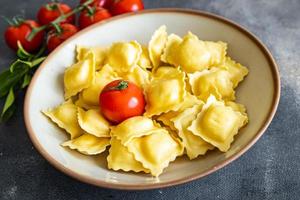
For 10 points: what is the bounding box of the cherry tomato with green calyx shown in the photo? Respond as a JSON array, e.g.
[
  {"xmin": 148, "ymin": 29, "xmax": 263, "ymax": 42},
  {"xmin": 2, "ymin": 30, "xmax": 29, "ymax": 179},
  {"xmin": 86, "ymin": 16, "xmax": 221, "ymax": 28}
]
[
  {"xmin": 47, "ymin": 23, "xmax": 78, "ymax": 52},
  {"xmin": 37, "ymin": 2, "xmax": 75, "ymax": 25},
  {"xmin": 79, "ymin": 6, "xmax": 111, "ymax": 29},
  {"xmin": 99, "ymin": 80, "xmax": 145, "ymax": 124},
  {"xmin": 4, "ymin": 20, "xmax": 45, "ymax": 53}
]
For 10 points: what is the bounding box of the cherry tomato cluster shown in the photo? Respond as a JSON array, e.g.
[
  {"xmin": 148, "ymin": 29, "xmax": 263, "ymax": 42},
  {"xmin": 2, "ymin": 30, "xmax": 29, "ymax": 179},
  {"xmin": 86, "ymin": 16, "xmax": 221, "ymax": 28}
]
[{"xmin": 4, "ymin": 0, "xmax": 144, "ymax": 53}]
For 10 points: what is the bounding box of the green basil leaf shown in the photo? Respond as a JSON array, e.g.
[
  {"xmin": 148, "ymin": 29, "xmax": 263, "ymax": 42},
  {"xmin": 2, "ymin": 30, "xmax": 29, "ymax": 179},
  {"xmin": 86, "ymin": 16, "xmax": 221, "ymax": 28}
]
[
  {"xmin": 17, "ymin": 41, "xmax": 33, "ymax": 60},
  {"xmin": 0, "ymin": 66, "xmax": 28, "ymax": 98},
  {"xmin": 31, "ymin": 56, "xmax": 46, "ymax": 68},
  {"xmin": 21, "ymin": 74, "xmax": 32, "ymax": 88},
  {"xmin": 1, "ymin": 87, "xmax": 15, "ymax": 117},
  {"xmin": 0, "ymin": 103, "xmax": 16, "ymax": 122},
  {"xmin": 0, "ymin": 69, "xmax": 11, "ymax": 83},
  {"xmin": 10, "ymin": 59, "xmax": 32, "ymax": 72}
]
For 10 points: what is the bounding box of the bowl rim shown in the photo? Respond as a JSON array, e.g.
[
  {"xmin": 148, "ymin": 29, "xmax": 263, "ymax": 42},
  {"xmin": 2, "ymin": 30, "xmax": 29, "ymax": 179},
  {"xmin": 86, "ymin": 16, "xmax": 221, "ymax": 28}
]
[{"xmin": 24, "ymin": 8, "xmax": 281, "ymax": 190}]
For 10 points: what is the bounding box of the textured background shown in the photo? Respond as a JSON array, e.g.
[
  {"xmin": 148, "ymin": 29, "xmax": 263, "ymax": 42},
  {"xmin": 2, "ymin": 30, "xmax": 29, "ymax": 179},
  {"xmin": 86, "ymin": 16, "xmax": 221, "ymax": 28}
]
[{"xmin": 0, "ymin": 0, "xmax": 299, "ymax": 200}]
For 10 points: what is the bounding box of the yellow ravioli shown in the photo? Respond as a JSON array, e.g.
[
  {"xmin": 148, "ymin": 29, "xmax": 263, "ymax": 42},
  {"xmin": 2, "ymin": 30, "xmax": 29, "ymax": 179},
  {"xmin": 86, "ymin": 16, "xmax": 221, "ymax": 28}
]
[
  {"xmin": 43, "ymin": 99, "xmax": 83, "ymax": 139},
  {"xmin": 144, "ymin": 67, "xmax": 186, "ymax": 116},
  {"xmin": 110, "ymin": 116, "xmax": 159, "ymax": 145},
  {"xmin": 107, "ymin": 137, "xmax": 150, "ymax": 173},
  {"xmin": 77, "ymin": 108, "xmax": 110, "ymax": 138},
  {"xmin": 138, "ymin": 46, "xmax": 152, "ymax": 69},
  {"xmin": 125, "ymin": 128, "xmax": 184, "ymax": 176},
  {"xmin": 64, "ymin": 52, "xmax": 95, "ymax": 99},
  {"xmin": 107, "ymin": 41, "xmax": 142, "ymax": 73},
  {"xmin": 162, "ymin": 32, "xmax": 227, "ymax": 73},
  {"xmin": 188, "ymin": 95, "xmax": 248, "ymax": 152},
  {"xmin": 171, "ymin": 104, "xmax": 214, "ymax": 159},
  {"xmin": 217, "ymin": 57, "xmax": 248, "ymax": 88},
  {"xmin": 149, "ymin": 25, "xmax": 168, "ymax": 70},
  {"xmin": 76, "ymin": 45, "xmax": 107, "ymax": 70},
  {"xmin": 62, "ymin": 134, "xmax": 110, "ymax": 155},
  {"xmin": 188, "ymin": 67, "xmax": 235, "ymax": 101}
]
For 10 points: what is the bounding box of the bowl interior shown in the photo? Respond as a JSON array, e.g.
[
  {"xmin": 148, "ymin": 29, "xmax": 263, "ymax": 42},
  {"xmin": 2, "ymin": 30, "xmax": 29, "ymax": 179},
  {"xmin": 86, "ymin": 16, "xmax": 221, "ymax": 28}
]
[{"xmin": 25, "ymin": 10, "xmax": 279, "ymax": 189}]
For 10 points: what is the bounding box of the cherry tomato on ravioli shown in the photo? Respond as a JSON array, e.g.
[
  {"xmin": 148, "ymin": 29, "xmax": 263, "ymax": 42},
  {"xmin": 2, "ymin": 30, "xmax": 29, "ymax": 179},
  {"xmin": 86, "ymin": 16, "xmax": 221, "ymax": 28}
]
[
  {"xmin": 4, "ymin": 20, "xmax": 45, "ymax": 52},
  {"xmin": 37, "ymin": 2, "xmax": 75, "ymax": 25},
  {"xmin": 109, "ymin": 0, "xmax": 144, "ymax": 16},
  {"xmin": 79, "ymin": 6, "xmax": 111, "ymax": 29},
  {"xmin": 99, "ymin": 80, "xmax": 145, "ymax": 124},
  {"xmin": 46, "ymin": 23, "xmax": 78, "ymax": 52}
]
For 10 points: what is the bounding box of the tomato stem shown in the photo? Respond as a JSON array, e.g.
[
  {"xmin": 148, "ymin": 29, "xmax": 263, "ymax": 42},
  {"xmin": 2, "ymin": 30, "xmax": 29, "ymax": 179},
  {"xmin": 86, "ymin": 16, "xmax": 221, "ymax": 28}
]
[
  {"xmin": 114, "ymin": 80, "xmax": 128, "ymax": 90},
  {"xmin": 26, "ymin": 0, "xmax": 94, "ymax": 42}
]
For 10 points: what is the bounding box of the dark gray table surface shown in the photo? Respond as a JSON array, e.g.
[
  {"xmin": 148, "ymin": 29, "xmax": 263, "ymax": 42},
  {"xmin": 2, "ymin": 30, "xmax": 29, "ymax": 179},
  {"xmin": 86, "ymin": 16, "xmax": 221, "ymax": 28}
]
[{"xmin": 0, "ymin": 0, "xmax": 299, "ymax": 199}]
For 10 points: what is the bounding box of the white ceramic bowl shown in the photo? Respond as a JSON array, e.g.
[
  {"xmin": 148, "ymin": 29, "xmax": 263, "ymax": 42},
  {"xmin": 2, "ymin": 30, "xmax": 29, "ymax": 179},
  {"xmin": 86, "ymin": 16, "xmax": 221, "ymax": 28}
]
[{"xmin": 24, "ymin": 9, "xmax": 280, "ymax": 190}]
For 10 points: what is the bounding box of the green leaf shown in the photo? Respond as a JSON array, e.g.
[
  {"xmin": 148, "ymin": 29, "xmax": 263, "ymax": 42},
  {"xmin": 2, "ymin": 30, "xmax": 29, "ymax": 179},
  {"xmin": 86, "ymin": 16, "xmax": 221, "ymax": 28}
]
[
  {"xmin": 0, "ymin": 104, "xmax": 16, "ymax": 122},
  {"xmin": 10, "ymin": 59, "xmax": 31, "ymax": 72},
  {"xmin": 0, "ymin": 69, "xmax": 11, "ymax": 83},
  {"xmin": 21, "ymin": 74, "xmax": 32, "ymax": 88},
  {"xmin": 0, "ymin": 66, "xmax": 28, "ymax": 98},
  {"xmin": 17, "ymin": 41, "xmax": 33, "ymax": 59},
  {"xmin": 31, "ymin": 56, "xmax": 46, "ymax": 68},
  {"xmin": 1, "ymin": 87, "xmax": 15, "ymax": 118}
]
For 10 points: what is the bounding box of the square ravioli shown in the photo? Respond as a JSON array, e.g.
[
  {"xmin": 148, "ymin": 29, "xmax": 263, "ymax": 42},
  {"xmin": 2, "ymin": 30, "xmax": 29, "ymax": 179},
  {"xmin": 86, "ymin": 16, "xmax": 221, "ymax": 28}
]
[
  {"xmin": 188, "ymin": 95, "xmax": 248, "ymax": 152},
  {"xmin": 188, "ymin": 67, "xmax": 235, "ymax": 101},
  {"xmin": 171, "ymin": 104, "xmax": 214, "ymax": 160},
  {"xmin": 43, "ymin": 99, "xmax": 83, "ymax": 139},
  {"xmin": 62, "ymin": 133, "xmax": 110, "ymax": 155},
  {"xmin": 107, "ymin": 137, "xmax": 150, "ymax": 173},
  {"xmin": 125, "ymin": 128, "xmax": 183, "ymax": 176},
  {"xmin": 64, "ymin": 52, "xmax": 95, "ymax": 99},
  {"xmin": 162, "ymin": 32, "xmax": 227, "ymax": 73},
  {"xmin": 144, "ymin": 67, "xmax": 186, "ymax": 116},
  {"xmin": 76, "ymin": 45, "xmax": 107, "ymax": 70},
  {"xmin": 107, "ymin": 41, "xmax": 142, "ymax": 73}
]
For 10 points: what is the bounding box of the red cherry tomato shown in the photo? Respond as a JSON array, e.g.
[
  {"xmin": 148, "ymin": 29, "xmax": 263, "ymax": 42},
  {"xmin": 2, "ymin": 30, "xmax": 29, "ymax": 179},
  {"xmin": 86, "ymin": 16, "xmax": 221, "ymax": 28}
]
[
  {"xmin": 80, "ymin": 0, "xmax": 113, "ymax": 9},
  {"xmin": 47, "ymin": 23, "xmax": 78, "ymax": 52},
  {"xmin": 4, "ymin": 20, "xmax": 45, "ymax": 53},
  {"xmin": 37, "ymin": 3, "xmax": 75, "ymax": 25},
  {"xmin": 110, "ymin": 0, "xmax": 144, "ymax": 16},
  {"xmin": 99, "ymin": 80, "xmax": 145, "ymax": 124},
  {"xmin": 79, "ymin": 7, "xmax": 111, "ymax": 29}
]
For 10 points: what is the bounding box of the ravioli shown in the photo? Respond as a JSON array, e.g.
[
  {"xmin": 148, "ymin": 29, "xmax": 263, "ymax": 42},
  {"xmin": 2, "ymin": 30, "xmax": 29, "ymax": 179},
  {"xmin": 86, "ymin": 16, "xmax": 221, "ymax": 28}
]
[
  {"xmin": 162, "ymin": 32, "xmax": 227, "ymax": 73},
  {"xmin": 76, "ymin": 64, "xmax": 119, "ymax": 109},
  {"xmin": 171, "ymin": 104, "xmax": 214, "ymax": 159},
  {"xmin": 188, "ymin": 95, "xmax": 248, "ymax": 152},
  {"xmin": 161, "ymin": 33, "xmax": 182, "ymax": 64},
  {"xmin": 144, "ymin": 67, "xmax": 186, "ymax": 116},
  {"xmin": 64, "ymin": 52, "xmax": 95, "ymax": 99},
  {"xmin": 157, "ymin": 93, "xmax": 202, "ymax": 130},
  {"xmin": 110, "ymin": 116, "xmax": 158, "ymax": 145},
  {"xmin": 62, "ymin": 133, "xmax": 110, "ymax": 155},
  {"xmin": 107, "ymin": 137, "xmax": 150, "ymax": 173},
  {"xmin": 76, "ymin": 45, "xmax": 107, "ymax": 70},
  {"xmin": 43, "ymin": 26, "xmax": 250, "ymax": 177},
  {"xmin": 118, "ymin": 65, "xmax": 150, "ymax": 87},
  {"xmin": 149, "ymin": 25, "xmax": 168, "ymax": 70},
  {"xmin": 43, "ymin": 99, "xmax": 83, "ymax": 139},
  {"xmin": 217, "ymin": 57, "xmax": 249, "ymax": 88},
  {"xmin": 125, "ymin": 128, "xmax": 184, "ymax": 176},
  {"xmin": 188, "ymin": 67, "xmax": 235, "ymax": 101},
  {"xmin": 77, "ymin": 108, "xmax": 110, "ymax": 138},
  {"xmin": 138, "ymin": 46, "xmax": 152, "ymax": 69},
  {"xmin": 107, "ymin": 41, "xmax": 142, "ymax": 73}
]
